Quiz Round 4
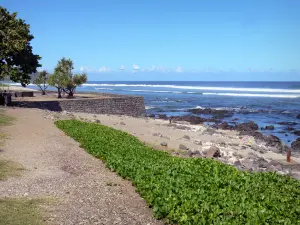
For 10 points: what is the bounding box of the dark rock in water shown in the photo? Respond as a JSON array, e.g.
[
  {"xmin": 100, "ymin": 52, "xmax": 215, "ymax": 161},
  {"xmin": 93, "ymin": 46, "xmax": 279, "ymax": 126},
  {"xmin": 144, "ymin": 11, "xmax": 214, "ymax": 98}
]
[
  {"xmin": 204, "ymin": 146, "xmax": 221, "ymax": 158},
  {"xmin": 285, "ymin": 127, "xmax": 295, "ymax": 131},
  {"xmin": 187, "ymin": 108, "xmax": 233, "ymax": 118},
  {"xmin": 179, "ymin": 144, "xmax": 188, "ymax": 150},
  {"xmin": 233, "ymin": 118, "xmax": 239, "ymax": 121},
  {"xmin": 294, "ymin": 130, "xmax": 300, "ymax": 136},
  {"xmin": 160, "ymin": 142, "xmax": 168, "ymax": 147},
  {"xmin": 235, "ymin": 121, "xmax": 258, "ymax": 131},
  {"xmin": 239, "ymin": 131, "xmax": 264, "ymax": 141},
  {"xmin": 264, "ymin": 135, "xmax": 282, "ymax": 149},
  {"xmin": 285, "ymin": 134, "xmax": 288, "ymax": 137},
  {"xmin": 297, "ymin": 114, "xmax": 300, "ymax": 119},
  {"xmin": 157, "ymin": 114, "xmax": 168, "ymax": 120},
  {"xmin": 240, "ymin": 106, "xmax": 247, "ymax": 109},
  {"xmin": 277, "ymin": 130, "xmax": 286, "ymax": 134},
  {"xmin": 262, "ymin": 125, "xmax": 275, "ymax": 130},
  {"xmin": 148, "ymin": 114, "xmax": 156, "ymax": 118},
  {"xmin": 291, "ymin": 138, "xmax": 300, "ymax": 151},
  {"xmin": 171, "ymin": 115, "xmax": 216, "ymax": 125},
  {"xmin": 277, "ymin": 121, "xmax": 297, "ymax": 126}
]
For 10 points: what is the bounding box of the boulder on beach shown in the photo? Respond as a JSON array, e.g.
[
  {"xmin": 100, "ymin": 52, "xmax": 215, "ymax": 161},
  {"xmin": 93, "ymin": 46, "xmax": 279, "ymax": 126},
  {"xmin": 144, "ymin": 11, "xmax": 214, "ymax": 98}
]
[
  {"xmin": 171, "ymin": 115, "xmax": 206, "ymax": 125},
  {"xmin": 239, "ymin": 131, "xmax": 264, "ymax": 141},
  {"xmin": 179, "ymin": 144, "xmax": 188, "ymax": 150},
  {"xmin": 291, "ymin": 138, "xmax": 300, "ymax": 151},
  {"xmin": 203, "ymin": 146, "xmax": 221, "ymax": 158},
  {"xmin": 160, "ymin": 142, "xmax": 168, "ymax": 147},
  {"xmin": 213, "ymin": 122, "xmax": 234, "ymax": 130},
  {"xmin": 157, "ymin": 114, "xmax": 168, "ymax": 120},
  {"xmin": 264, "ymin": 135, "xmax": 282, "ymax": 149},
  {"xmin": 235, "ymin": 121, "xmax": 258, "ymax": 131}
]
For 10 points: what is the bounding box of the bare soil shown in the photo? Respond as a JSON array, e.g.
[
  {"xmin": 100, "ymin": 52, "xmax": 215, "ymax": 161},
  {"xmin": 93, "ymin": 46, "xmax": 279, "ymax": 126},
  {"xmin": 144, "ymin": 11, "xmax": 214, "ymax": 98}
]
[{"xmin": 0, "ymin": 108, "xmax": 162, "ymax": 225}]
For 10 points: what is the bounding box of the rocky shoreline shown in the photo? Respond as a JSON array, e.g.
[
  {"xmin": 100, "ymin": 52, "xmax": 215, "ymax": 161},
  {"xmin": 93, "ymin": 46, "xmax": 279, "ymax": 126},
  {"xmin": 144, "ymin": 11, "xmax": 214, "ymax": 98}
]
[
  {"xmin": 39, "ymin": 108, "xmax": 300, "ymax": 180},
  {"xmin": 148, "ymin": 107, "xmax": 300, "ymax": 153}
]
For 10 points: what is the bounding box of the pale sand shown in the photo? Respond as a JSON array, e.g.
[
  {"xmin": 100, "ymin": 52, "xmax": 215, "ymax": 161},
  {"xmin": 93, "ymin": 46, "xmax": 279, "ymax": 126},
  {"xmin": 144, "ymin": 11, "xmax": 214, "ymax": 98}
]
[
  {"xmin": 72, "ymin": 112, "xmax": 300, "ymax": 164},
  {"xmin": 0, "ymin": 85, "xmax": 37, "ymax": 92}
]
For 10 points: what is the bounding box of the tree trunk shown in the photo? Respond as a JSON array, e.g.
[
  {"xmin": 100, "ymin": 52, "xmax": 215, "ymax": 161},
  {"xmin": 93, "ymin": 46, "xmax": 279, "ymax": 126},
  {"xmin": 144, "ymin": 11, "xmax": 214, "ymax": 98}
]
[
  {"xmin": 57, "ymin": 88, "xmax": 62, "ymax": 98},
  {"xmin": 68, "ymin": 92, "xmax": 74, "ymax": 98},
  {"xmin": 42, "ymin": 90, "xmax": 46, "ymax": 95}
]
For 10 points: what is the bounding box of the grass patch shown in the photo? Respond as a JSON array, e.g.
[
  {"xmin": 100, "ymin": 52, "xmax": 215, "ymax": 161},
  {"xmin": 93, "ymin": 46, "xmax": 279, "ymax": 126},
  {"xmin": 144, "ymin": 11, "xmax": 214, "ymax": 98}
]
[
  {"xmin": 0, "ymin": 84, "xmax": 9, "ymax": 88},
  {"xmin": 0, "ymin": 133, "xmax": 7, "ymax": 146},
  {"xmin": 56, "ymin": 120, "xmax": 300, "ymax": 224},
  {"xmin": 0, "ymin": 160, "xmax": 24, "ymax": 181},
  {"xmin": 0, "ymin": 111, "xmax": 15, "ymax": 126},
  {"xmin": 0, "ymin": 198, "xmax": 45, "ymax": 225}
]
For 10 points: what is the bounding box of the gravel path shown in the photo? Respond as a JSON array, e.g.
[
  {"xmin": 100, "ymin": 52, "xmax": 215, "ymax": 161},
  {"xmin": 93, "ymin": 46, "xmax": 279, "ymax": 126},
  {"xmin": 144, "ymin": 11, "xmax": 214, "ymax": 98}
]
[{"xmin": 0, "ymin": 108, "xmax": 162, "ymax": 225}]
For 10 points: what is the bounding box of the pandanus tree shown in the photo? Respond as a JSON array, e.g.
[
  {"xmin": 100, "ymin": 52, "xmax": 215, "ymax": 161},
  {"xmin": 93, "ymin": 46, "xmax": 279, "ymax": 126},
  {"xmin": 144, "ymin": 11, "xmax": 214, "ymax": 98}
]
[
  {"xmin": 48, "ymin": 57, "xmax": 87, "ymax": 98},
  {"xmin": 33, "ymin": 70, "xmax": 49, "ymax": 95}
]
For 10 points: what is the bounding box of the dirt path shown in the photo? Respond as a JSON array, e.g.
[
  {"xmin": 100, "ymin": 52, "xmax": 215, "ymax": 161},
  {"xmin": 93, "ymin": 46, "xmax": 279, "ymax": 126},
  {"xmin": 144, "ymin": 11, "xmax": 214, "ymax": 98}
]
[{"xmin": 0, "ymin": 108, "xmax": 162, "ymax": 225}]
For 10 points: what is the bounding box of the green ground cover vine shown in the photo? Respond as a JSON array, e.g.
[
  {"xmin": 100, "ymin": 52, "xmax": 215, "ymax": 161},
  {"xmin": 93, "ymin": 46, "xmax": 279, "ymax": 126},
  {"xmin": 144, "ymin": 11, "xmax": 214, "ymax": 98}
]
[{"xmin": 56, "ymin": 120, "xmax": 300, "ymax": 224}]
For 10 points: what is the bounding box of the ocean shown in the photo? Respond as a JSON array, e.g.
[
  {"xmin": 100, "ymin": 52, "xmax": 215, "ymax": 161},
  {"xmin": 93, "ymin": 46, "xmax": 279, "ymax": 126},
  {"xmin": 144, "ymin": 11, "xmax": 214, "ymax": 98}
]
[{"xmin": 9, "ymin": 81, "xmax": 300, "ymax": 145}]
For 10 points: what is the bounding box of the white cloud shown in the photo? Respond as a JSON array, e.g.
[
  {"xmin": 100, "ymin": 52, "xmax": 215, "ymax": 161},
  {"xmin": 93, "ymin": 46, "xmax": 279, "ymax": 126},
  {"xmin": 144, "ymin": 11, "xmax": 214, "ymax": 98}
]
[
  {"xmin": 150, "ymin": 65, "xmax": 156, "ymax": 71},
  {"xmin": 80, "ymin": 66, "xmax": 89, "ymax": 72},
  {"xmin": 119, "ymin": 65, "xmax": 125, "ymax": 70},
  {"xmin": 98, "ymin": 66, "xmax": 111, "ymax": 73},
  {"xmin": 175, "ymin": 66, "xmax": 183, "ymax": 73},
  {"xmin": 133, "ymin": 64, "xmax": 139, "ymax": 70}
]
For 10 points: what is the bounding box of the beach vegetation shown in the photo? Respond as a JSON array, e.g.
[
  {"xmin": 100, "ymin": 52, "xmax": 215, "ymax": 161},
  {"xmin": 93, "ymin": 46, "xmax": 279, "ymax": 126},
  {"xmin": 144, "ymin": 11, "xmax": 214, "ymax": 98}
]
[
  {"xmin": 33, "ymin": 70, "xmax": 49, "ymax": 95},
  {"xmin": 0, "ymin": 7, "xmax": 41, "ymax": 86},
  {"xmin": 48, "ymin": 57, "xmax": 87, "ymax": 98},
  {"xmin": 0, "ymin": 198, "xmax": 45, "ymax": 225},
  {"xmin": 0, "ymin": 110, "xmax": 15, "ymax": 126},
  {"xmin": 0, "ymin": 160, "xmax": 23, "ymax": 181},
  {"xmin": 56, "ymin": 120, "xmax": 300, "ymax": 224}
]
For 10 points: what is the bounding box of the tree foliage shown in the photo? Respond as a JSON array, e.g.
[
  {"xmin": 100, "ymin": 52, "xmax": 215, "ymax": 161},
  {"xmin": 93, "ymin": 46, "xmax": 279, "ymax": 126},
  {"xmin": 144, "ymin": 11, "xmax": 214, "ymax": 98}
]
[
  {"xmin": 48, "ymin": 57, "xmax": 87, "ymax": 98},
  {"xmin": 48, "ymin": 59, "xmax": 69, "ymax": 98},
  {"xmin": 33, "ymin": 70, "xmax": 49, "ymax": 95},
  {"xmin": 64, "ymin": 73, "xmax": 87, "ymax": 97},
  {"xmin": 0, "ymin": 7, "xmax": 41, "ymax": 86}
]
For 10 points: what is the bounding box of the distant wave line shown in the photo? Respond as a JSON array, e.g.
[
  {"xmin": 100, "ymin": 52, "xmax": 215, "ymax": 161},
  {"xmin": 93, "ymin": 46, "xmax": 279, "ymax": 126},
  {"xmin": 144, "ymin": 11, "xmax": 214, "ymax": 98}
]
[
  {"xmin": 82, "ymin": 83, "xmax": 300, "ymax": 93},
  {"xmin": 203, "ymin": 92, "xmax": 300, "ymax": 98}
]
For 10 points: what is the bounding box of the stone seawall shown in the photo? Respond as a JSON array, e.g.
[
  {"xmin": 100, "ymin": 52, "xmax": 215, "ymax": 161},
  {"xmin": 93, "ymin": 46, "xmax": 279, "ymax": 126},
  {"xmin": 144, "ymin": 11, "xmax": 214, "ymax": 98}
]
[{"xmin": 13, "ymin": 96, "xmax": 146, "ymax": 117}]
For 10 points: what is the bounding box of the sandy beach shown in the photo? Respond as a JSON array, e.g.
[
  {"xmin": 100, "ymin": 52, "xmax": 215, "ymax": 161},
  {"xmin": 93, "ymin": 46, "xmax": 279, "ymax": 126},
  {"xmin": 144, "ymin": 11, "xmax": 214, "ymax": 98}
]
[{"xmin": 39, "ymin": 109, "xmax": 300, "ymax": 179}]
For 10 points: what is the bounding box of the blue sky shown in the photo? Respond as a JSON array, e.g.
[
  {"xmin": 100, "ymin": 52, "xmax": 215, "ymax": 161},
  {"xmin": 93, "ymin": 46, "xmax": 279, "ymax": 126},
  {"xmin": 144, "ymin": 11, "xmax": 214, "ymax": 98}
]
[{"xmin": 2, "ymin": 0, "xmax": 300, "ymax": 81}]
